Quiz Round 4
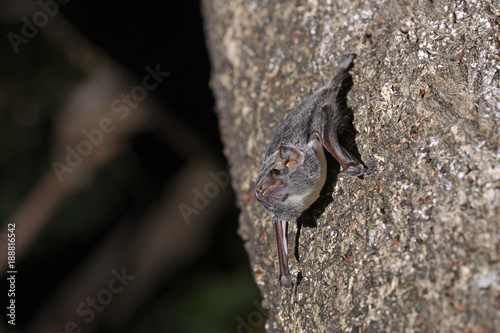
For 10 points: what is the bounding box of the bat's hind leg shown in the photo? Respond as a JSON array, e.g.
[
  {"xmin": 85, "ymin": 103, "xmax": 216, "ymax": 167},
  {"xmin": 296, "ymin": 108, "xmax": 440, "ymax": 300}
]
[{"xmin": 319, "ymin": 104, "xmax": 374, "ymax": 177}]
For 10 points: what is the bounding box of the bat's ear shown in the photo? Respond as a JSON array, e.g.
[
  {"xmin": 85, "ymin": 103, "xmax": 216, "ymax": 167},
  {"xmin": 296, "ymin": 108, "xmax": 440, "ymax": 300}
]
[{"xmin": 277, "ymin": 146, "xmax": 303, "ymax": 171}]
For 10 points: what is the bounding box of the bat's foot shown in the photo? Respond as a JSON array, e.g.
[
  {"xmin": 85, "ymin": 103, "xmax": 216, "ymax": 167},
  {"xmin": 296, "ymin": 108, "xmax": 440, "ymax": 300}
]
[
  {"xmin": 339, "ymin": 53, "xmax": 356, "ymax": 69},
  {"xmin": 344, "ymin": 164, "xmax": 375, "ymax": 177}
]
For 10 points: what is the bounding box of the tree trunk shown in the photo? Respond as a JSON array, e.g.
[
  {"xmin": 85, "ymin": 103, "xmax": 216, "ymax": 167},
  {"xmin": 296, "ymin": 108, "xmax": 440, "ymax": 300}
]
[{"xmin": 202, "ymin": 0, "xmax": 500, "ymax": 331}]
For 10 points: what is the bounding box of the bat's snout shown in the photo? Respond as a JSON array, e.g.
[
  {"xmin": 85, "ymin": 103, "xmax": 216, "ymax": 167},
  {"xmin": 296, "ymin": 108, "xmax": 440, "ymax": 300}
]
[
  {"xmin": 255, "ymin": 179, "xmax": 285, "ymax": 202},
  {"xmin": 255, "ymin": 185, "xmax": 265, "ymax": 202}
]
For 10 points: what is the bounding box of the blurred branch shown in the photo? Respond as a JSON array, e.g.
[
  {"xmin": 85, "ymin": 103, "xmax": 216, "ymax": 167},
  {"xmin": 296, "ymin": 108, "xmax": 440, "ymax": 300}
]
[{"xmin": 1, "ymin": 0, "xmax": 214, "ymax": 273}]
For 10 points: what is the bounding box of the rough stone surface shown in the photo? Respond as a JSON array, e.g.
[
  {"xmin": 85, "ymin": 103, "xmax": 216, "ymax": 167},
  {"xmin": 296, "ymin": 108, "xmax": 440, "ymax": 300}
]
[{"xmin": 203, "ymin": 0, "xmax": 500, "ymax": 331}]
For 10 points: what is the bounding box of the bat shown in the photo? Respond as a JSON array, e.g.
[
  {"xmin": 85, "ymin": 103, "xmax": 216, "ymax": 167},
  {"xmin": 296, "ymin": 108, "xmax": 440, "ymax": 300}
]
[{"xmin": 255, "ymin": 54, "xmax": 373, "ymax": 290}]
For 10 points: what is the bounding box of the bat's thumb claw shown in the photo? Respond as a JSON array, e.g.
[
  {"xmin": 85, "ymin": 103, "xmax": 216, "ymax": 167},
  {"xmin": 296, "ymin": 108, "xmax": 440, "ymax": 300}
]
[
  {"xmin": 339, "ymin": 54, "xmax": 356, "ymax": 69},
  {"xmin": 280, "ymin": 274, "xmax": 293, "ymax": 290}
]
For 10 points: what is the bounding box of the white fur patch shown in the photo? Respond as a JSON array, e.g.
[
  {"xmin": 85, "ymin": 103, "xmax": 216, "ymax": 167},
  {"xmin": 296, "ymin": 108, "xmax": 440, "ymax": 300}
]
[{"xmin": 308, "ymin": 137, "xmax": 327, "ymax": 194}]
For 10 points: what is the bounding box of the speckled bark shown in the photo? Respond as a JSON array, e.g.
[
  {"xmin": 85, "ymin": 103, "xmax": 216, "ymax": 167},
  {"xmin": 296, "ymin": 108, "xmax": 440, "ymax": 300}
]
[{"xmin": 202, "ymin": 0, "xmax": 500, "ymax": 332}]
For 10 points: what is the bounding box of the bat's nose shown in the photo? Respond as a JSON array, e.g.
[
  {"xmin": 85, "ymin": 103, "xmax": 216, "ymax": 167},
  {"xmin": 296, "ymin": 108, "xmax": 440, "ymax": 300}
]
[
  {"xmin": 255, "ymin": 179, "xmax": 286, "ymax": 202},
  {"xmin": 255, "ymin": 185, "xmax": 266, "ymax": 201}
]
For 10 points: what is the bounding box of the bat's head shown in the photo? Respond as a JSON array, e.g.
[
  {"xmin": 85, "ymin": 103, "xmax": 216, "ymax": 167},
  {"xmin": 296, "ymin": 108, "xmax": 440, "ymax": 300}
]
[{"xmin": 255, "ymin": 133, "xmax": 327, "ymax": 221}]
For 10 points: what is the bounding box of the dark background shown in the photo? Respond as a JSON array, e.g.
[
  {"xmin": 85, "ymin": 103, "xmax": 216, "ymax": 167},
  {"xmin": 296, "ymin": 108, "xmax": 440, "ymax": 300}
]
[{"xmin": 0, "ymin": 0, "xmax": 264, "ymax": 332}]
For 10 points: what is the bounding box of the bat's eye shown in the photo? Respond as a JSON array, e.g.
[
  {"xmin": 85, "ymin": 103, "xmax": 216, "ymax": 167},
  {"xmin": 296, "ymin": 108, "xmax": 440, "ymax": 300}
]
[{"xmin": 270, "ymin": 168, "xmax": 280, "ymax": 176}]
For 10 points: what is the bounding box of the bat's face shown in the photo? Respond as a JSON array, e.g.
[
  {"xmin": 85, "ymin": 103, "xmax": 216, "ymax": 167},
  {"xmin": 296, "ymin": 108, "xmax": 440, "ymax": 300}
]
[{"xmin": 255, "ymin": 135, "xmax": 327, "ymax": 221}]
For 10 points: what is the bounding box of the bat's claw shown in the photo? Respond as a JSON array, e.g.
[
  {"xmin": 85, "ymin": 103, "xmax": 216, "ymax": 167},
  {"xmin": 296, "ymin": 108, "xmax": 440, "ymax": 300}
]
[
  {"xmin": 280, "ymin": 274, "xmax": 293, "ymax": 290},
  {"xmin": 339, "ymin": 53, "xmax": 356, "ymax": 69},
  {"xmin": 362, "ymin": 166, "xmax": 375, "ymax": 175},
  {"xmin": 344, "ymin": 164, "xmax": 375, "ymax": 176}
]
